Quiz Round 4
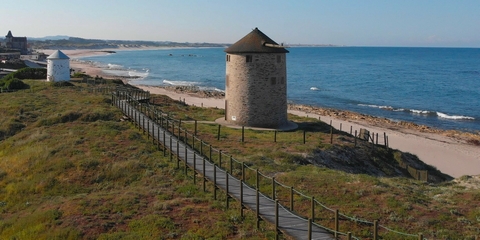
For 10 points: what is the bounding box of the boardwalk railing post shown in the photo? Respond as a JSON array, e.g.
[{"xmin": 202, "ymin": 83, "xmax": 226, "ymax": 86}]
[
  {"xmin": 303, "ymin": 130, "xmax": 306, "ymax": 144},
  {"xmin": 184, "ymin": 147, "xmax": 187, "ymax": 175},
  {"xmin": 274, "ymin": 130, "xmax": 277, "ymax": 143},
  {"xmin": 225, "ymin": 170, "xmax": 229, "ymax": 209},
  {"xmin": 373, "ymin": 220, "xmax": 378, "ymax": 240},
  {"xmin": 240, "ymin": 180, "xmax": 244, "ymax": 218},
  {"xmin": 176, "ymin": 141, "xmax": 180, "ymax": 169},
  {"xmin": 213, "ymin": 164, "xmax": 217, "ymax": 200},
  {"xmin": 275, "ymin": 200, "xmax": 279, "ymax": 240},
  {"xmin": 330, "ymin": 127, "xmax": 333, "ymax": 144},
  {"xmin": 241, "ymin": 162, "xmax": 245, "ymax": 181},
  {"xmin": 290, "ymin": 187, "xmax": 294, "ymax": 211},
  {"xmin": 217, "ymin": 124, "xmax": 221, "ymax": 140},
  {"xmin": 194, "ymin": 120, "xmax": 197, "ymax": 136},
  {"xmin": 229, "ymin": 156, "xmax": 233, "ymax": 174},
  {"xmin": 203, "ymin": 156, "xmax": 206, "ymax": 192},
  {"xmin": 419, "ymin": 234, "xmax": 423, "ymax": 240},
  {"xmin": 350, "ymin": 125, "xmax": 353, "ymax": 135},
  {"xmin": 384, "ymin": 132, "xmax": 387, "ymax": 147},
  {"xmin": 347, "ymin": 232, "xmax": 351, "ymax": 240},
  {"xmin": 200, "ymin": 140, "xmax": 203, "ymax": 157},
  {"xmin": 272, "ymin": 177, "xmax": 276, "ymax": 200},
  {"xmin": 308, "ymin": 218, "xmax": 312, "ymax": 240},
  {"xmin": 163, "ymin": 130, "xmax": 166, "ymax": 156},
  {"xmin": 169, "ymin": 136, "xmax": 173, "ymax": 162},
  {"xmin": 256, "ymin": 189, "xmax": 260, "ymax": 229},
  {"xmin": 147, "ymin": 119, "xmax": 150, "ymax": 139},
  {"xmin": 193, "ymin": 153, "xmax": 196, "ymax": 184},
  {"xmin": 256, "ymin": 169, "xmax": 259, "ymax": 190},
  {"xmin": 335, "ymin": 209, "xmax": 339, "ymax": 238}
]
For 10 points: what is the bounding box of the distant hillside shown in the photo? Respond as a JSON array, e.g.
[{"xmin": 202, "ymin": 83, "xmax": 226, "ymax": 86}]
[{"xmin": 29, "ymin": 37, "xmax": 228, "ymax": 49}]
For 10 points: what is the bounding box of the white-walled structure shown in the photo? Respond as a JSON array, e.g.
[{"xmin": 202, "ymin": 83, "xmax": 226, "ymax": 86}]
[
  {"xmin": 224, "ymin": 28, "xmax": 289, "ymax": 128},
  {"xmin": 47, "ymin": 50, "xmax": 70, "ymax": 82}
]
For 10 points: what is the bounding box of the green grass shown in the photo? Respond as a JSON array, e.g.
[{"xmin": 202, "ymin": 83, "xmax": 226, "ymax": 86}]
[
  {"xmin": 146, "ymin": 93, "xmax": 480, "ymax": 239},
  {"xmin": 0, "ymin": 80, "xmax": 280, "ymax": 240}
]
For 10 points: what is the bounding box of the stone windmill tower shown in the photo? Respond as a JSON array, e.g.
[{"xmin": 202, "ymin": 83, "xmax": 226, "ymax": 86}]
[
  {"xmin": 47, "ymin": 50, "xmax": 70, "ymax": 82},
  {"xmin": 224, "ymin": 28, "xmax": 289, "ymax": 128}
]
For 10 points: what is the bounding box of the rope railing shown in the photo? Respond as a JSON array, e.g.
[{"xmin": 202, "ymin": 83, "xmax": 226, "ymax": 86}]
[{"xmin": 109, "ymin": 88, "xmax": 428, "ymax": 240}]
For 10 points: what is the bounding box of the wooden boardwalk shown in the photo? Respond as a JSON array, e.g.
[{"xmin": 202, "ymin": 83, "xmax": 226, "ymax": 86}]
[{"xmin": 115, "ymin": 99, "xmax": 335, "ymax": 240}]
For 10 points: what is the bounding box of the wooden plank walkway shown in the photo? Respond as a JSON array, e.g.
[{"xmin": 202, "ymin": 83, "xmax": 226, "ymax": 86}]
[{"xmin": 115, "ymin": 99, "xmax": 335, "ymax": 240}]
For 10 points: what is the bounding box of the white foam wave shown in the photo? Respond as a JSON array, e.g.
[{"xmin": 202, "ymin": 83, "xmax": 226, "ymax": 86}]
[
  {"xmin": 410, "ymin": 109, "xmax": 433, "ymax": 115},
  {"xmin": 107, "ymin": 63, "xmax": 123, "ymax": 69},
  {"xmin": 163, "ymin": 79, "xmax": 200, "ymax": 86},
  {"xmin": 128, "ymin": 70, "xmax": 149, "ymax": 78},
  {"xmin": 310, "ymin": 87, "xmax": 319, "ymax": 91},
  {"xmin": 358, "ymin": 104, "xmax": 394, "ymax": 110},
  {"xmin": 437, "ymin": 112, "xmax": 475, "ymax": 120}
]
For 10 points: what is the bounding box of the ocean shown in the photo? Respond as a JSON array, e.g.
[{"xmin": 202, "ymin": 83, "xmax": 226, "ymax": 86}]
[{"xmin": 79, "ymin": 47, "xmax": 480, "ymax": 132}]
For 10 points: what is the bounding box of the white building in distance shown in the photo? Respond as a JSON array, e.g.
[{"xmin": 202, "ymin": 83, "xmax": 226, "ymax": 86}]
[{"xmin": 47, "ymin": 50, "xmax": 70, "ymax": 82}]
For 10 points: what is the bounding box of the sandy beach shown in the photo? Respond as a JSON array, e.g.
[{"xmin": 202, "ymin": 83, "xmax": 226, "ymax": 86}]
[{"xmin": 59, "ymin": 48, "xmax": 480, "ymax": 178}]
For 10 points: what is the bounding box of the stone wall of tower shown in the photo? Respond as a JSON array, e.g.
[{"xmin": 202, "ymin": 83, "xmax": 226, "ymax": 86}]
[
  {"xmin": 47, "ymin": 59, "xmax": 70, "ymax": 82},
  {"xmin": 225, "ymin": 53, "xmax": 287, "ymax": 128}
]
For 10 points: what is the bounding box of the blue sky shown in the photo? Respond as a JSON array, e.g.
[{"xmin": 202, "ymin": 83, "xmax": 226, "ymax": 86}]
[{"xmin": 3, "ymin": 0, "xmax": 479, "ymax": 47}]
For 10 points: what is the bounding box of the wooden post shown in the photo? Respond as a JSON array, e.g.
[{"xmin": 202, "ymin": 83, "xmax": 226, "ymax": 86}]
[
  {"xmin": 184, "ymin": 147, "xmax": 187, "ymax": 175},
  {"xmin": 384, "ymin": 132, "xmax": 387, "ymax": 147},
  {"xmin": 147, "ymin": 119, "xmax": 150, "ymax": 139},
  {"xmin": 194, "ymin": 120, "xmax": 197, "ymax": 136},
  {"xmin": 335, "ymin": 209, "xmax": 339, "ymax": 238},
  {"xmin": 184, "ymin": 130, "xmax": 188, "ymax": 147},
  {"xmin": 347, "ymin": 232, "xmax": 351, "ymax": 240},
  {"xmin": 308, "ymin": 218, "xmax": 312, "ymax": 240},
  {"xmin": 157, "ymin": 126, "xmax": 160, "ymax": 149},
  {"xmin": 241, "ymin": 162, "xmax": 245, "ymax": 181},
  {"xmin": 169, "ymin": 135, "xmax": 173, "ymax": 161},
  {"xmin": 163, "ymin": 130, "xmax": 166, "ymax": 156},
  {"xmin": 178, "ymin": 120, "xmax": 181, "ymax": 138},
  {"xmin": 290, "ymin": 186, "xmax": 294, "ymax": 211},
  {"xmin": 217, "ymin": 124, "xmax": 221, "ymax": 140},
  {"xmin": 193, "ymin": 154, "xmax": 196, "ymax": 184},
  {"xmin": 176, "ymin": 141, "xmax": 180, "ymax": 169},
  {"xmin": 274, "ymin": 130, "xmax": 277, "ymax": 143},
  {"xmin": 240, "ymin": 180, "xmax": 244, "ymax": 218},
  {"xmin": 256, "ymin": 169, "xmax": 259, "ymax": 190},
  {"xmin": 213, "ymin": 164, "xmax": 217, "ymax": 200},
  {"xmin": 203, "ymin": 156, "xmax": 206, "ymax": 192},
  {"xmin": 303, "ymin": 130, "xmax": 306, "ymax": 144},
  {"xmin": 275, "ymin": 200, "xmax": 279, "ymax": 240},
  {"xmin": 350, "ymin": 126, "xmax": 353, "ymax": 135},
  {"xmin": 418, "ymin": 234, "xmax": 423, "ymax": 240},
  {"xmin": 226, "ymin": 170, "xmax": 229, "ymax": 209},
  {"xmin": 256, "ymin": 189, "xmax": 260, "ymax": 229},
  {"xmin": 376, "ymin": 132, "xmax": 379, "ymax": 145},
  {"xmin": 373, "ymin": 220, "xmax": 378, "ymax": 240},
  {"xmin": 200, "ymin": 140, "xmax": 203, "ymax": 157},
  {"xmin": 272, "ymin": 177, "xmax": 276, "ymax": 200},
  {"xmin": 340, "ymin": 123, "xmax": 342, "ymax": 131}
]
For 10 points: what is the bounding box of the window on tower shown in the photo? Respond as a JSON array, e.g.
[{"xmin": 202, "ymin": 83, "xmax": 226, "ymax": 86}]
[
  {"xmin": 246, "ymin": 55, "xmax": 252, "ymax": 63},
  {"xmin": 226, "ymin": 55, "xmax": 230, "ymax": 62}
]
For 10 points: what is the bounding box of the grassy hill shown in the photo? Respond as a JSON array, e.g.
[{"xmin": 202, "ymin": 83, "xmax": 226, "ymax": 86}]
[
  {"xmin": 0, "ymin": 80, "xmax": 479, "ymax": 239},
  {"xmin": 0, "ymin": 81, "xmax": 277, "ymax": 239}
]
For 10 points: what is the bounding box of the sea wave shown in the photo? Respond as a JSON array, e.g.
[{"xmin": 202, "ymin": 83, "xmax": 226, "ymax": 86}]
[
  {"xmin": 358, "ymin": 104, "xmax": 475, "ymax": 120},
  {"xmin": 107, "ymin": 63, "xmax": 123, "ymax": 69},
  {"xmin": 163, "ymin": 79, "xmax": 200, "ymax": 86}
]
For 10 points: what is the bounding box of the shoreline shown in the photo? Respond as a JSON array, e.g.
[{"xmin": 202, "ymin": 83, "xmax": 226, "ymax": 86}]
[{"xmin": 54, "ymin": 48, "xmax": 480, "ymax": 178}]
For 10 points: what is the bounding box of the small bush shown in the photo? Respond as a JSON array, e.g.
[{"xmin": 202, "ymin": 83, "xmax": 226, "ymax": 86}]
[
  {"xmin": 0, "ymin": 78, "xmax": 29, "ymax": 90},
  {"xmin": 1, "ymin": 67, "xmax": 46, "ymax": 80}
]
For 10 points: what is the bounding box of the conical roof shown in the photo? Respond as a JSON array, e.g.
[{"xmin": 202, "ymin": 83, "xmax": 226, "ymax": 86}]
[
  {"xmin": 6, "ymin": 31, "xmax": 13, "ymax": 38},
  {"xmin": 225, "ymin": 28, "xmax": 289, "ymax": 54},
  {"xmin": 47, "ymin": 50, "xmax": 70, "ymax": 60}
]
